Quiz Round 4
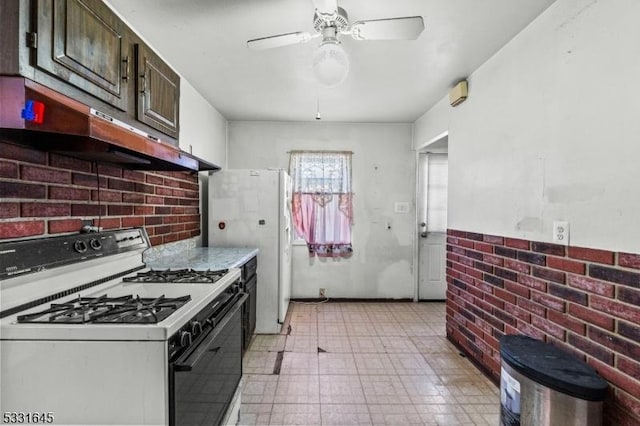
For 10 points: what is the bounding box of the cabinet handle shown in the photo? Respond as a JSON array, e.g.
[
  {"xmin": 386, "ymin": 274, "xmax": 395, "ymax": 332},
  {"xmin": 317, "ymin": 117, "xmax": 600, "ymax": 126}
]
[
  {"xmin": 140, "ymin": 73, "xmax": 147, "ymax": 94},
  {"xmin": 122, "ymin": 56, "xmax": 129, "ymax": 81}
]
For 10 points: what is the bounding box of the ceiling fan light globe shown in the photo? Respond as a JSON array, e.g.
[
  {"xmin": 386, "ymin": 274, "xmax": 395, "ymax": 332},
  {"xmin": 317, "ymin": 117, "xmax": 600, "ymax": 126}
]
[{"xmin": 312, "ymin": 42, "xmax": 349, "ymax": 88}]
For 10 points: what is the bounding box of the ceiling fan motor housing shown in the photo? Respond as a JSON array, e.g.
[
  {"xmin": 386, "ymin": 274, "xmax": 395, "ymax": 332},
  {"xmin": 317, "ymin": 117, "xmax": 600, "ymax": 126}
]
[{"xmin": 313, "ymin": 7, "xmax": 349, "ymax": 34}]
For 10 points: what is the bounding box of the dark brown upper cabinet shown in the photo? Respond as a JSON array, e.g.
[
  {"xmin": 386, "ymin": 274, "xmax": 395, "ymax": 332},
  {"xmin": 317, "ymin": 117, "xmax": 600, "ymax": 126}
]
[
  {"xmin": 35, "ymin": 0, "xmax": 129, "ymax": 111},
  {"xmin": 0, "ymin": 0, "xmax": 181, "ymax": 142},
  {"xmin": 136, "ymin": 44, "xmax": 180, "ymax": 139}
]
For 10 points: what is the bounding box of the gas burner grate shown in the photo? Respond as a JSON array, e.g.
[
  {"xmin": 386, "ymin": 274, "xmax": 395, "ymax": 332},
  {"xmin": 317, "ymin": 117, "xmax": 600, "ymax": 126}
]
[
  {"xmin": 94, "ymin": 295, "xmax": 191, "ymax": 323},
  {"xmin": 123, "ymin": 268, "xmax": 228, "ymax": 284},
  {"xmin": 16, "ymin": 294, "xmax": 191, "ymax": 324}
]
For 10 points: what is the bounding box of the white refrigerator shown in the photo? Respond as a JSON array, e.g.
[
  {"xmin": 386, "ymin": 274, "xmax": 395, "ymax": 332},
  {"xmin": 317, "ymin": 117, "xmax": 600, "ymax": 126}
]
[{"xmin": 208, "ymin": 169, "xmax": 293, "ymax": 334}]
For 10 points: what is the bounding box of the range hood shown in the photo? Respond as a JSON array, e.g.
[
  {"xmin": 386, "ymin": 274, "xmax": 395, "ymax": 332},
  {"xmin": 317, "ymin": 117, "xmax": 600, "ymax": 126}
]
[{"xmin": 0, "ymin": 77, "xmax": 219, "ymax": 172}]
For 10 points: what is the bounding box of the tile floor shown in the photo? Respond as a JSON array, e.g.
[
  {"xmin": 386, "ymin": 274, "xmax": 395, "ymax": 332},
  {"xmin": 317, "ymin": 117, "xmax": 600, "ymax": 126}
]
[{"xmin": 239, "ymin": 302, "xmax": 499, "ymax": 425}]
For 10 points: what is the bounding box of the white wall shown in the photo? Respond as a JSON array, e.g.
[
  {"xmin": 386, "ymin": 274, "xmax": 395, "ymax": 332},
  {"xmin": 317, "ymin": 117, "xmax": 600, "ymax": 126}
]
[
  {"xmin": 227, "ymin": 121, "xmax": 415, "ymax": 299},
  {"xmin": 413, "ymin": 97, "xmax": 451, "ymax": 151},
  {"xmin": 413, "ymin": 0, "xmax": 640, "ymax": 254},
  {"xmin": 179, "ymin": 79, "xmax": 228, "ymax": 246},
  {"xmin": 179, "ymin": 80, "xmax": 228, "ymax": 167}
]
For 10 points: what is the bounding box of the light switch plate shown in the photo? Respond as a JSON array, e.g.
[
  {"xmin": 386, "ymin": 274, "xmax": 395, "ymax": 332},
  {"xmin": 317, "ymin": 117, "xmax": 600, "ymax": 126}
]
[
  {"xmin": 553, "ymin": 221, "xmax": 569, "ymax": 245},
  {"xmin": 394, "ymin": 202, "xmax": 410, "ymax": 214}
]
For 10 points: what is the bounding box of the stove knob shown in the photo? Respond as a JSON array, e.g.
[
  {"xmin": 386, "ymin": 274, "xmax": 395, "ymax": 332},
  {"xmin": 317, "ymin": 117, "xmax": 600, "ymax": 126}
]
[
  {"xmin": 179, "ymin": 331, "xmax": 192, "ymax": 347},
  {"xmin": 73, "ymin": 240, "xmax": 88, "ymax": 253},
  {"xmin": 89, "ymin": 238, "xmax": 102, "ymax": 250},
  {"xmin": 191, "ymin": 320, "xmax": 203, "ymax": 336}
]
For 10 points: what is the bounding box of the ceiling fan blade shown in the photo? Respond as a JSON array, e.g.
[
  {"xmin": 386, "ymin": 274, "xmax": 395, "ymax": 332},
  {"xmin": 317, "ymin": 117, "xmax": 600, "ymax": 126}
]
[
  {"xmin": 313, "ymin": 0, "xmax": 338, "ymax": 15},
  {"xmin": 247, "ymin": 32, "xmax": 316, "ymax": 50},
  {"xmin": 350, "ymin": 16, "xmax": 425, "ymax": 41}
]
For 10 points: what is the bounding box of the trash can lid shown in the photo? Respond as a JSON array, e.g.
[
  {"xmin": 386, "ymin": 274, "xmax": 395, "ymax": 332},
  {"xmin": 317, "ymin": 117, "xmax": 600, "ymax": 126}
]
[{"xmin": 500, "ymin": 335, "xmax": 608, "ymax": 401}]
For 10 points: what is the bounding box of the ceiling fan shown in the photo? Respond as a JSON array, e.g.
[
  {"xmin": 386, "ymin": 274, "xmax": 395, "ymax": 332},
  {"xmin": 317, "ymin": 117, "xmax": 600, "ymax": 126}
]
[{"xmin": 247, "ymin": 0, "xmax": 425, "ymax": 87}]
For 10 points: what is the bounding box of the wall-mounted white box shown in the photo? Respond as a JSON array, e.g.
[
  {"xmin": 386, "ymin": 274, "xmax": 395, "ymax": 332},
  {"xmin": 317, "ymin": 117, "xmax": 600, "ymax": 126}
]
[{"xmin": 394, "ymin": 202, "xmax": 410, "ymax": 214}]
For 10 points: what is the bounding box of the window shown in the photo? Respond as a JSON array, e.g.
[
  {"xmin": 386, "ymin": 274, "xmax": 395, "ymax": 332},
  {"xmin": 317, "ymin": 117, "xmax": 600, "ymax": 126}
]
[
  {"xmin": 289, "ymin": 151, "xmax": 353, "ymax": 258},
  {"xmin": 418, "ymin": 153, "xmax": 448, "ymax": 233}
]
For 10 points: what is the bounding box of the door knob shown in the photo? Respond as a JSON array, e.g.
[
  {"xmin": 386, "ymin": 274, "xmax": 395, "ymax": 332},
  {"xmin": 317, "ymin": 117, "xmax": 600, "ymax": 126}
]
[
  {"xmin": 420, "ymin": 222, "xmax": 426, "ymax": 227},
  {"xmin": 420, "ymin": 231, "xmax": 428, "ymax": 238}
]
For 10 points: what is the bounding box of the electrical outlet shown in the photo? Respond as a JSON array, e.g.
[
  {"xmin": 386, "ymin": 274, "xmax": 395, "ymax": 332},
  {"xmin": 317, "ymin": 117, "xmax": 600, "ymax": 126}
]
[
  {"xmin": 319, "ymin": 288, "xmax": 326, "ymax": 297},
  {"xmin": 553, "ymin": 221, "xmax": 569, "ymax": 245}
]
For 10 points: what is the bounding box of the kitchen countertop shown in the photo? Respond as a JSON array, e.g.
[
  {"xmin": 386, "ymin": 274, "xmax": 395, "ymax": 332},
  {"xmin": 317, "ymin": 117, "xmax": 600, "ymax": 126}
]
[{"xmin": 145, "ymin": 247, "xmax": 259, "ymax": 271}]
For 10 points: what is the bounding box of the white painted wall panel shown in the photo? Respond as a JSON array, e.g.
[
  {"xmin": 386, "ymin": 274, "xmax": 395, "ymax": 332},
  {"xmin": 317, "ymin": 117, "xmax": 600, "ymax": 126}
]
[
  {"xmin": 414, "ymin": 0, "xmax": 640, "ymax": 253},
  {"xmin": 179, "ymin": 80, "xmax": 227, "ymax": 167},
  {"xmin": 179, "ymin": 80, "xmax": 228, "ymax": 245},
  {"xmin": 227, "ymin": 122, "xmax": 415, "ymax": 299},
  {"xmin": 413, "ymin": 97, "xmax": 451, "ymax": 150}
]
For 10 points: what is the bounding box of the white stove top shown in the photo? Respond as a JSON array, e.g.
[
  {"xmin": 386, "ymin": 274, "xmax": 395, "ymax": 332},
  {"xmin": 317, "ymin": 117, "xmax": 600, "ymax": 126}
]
[
  {"xmin": 0, "ymin": 261, "xmax": 241, "ymax": 341},
  {"xmin": 0, "ymin": 228, "xmax": 242, "ymax": 341}
]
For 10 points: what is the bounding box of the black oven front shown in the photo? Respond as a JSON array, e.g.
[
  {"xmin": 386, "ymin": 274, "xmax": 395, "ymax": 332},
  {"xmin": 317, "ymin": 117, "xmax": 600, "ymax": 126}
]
[{"xmin": 168, "ymin": 289, "xmax": 247, "ymax": 425}]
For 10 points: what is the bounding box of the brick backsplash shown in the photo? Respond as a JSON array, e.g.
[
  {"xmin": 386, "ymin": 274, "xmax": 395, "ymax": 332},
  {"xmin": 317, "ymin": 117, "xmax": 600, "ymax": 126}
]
[
  {"xmin": 446, "ymin": 229, "xmax": 640, "ymax": 425},
  {"xmin": 0, "ymin": 141, "xmax": 200, "ymax": 245}
]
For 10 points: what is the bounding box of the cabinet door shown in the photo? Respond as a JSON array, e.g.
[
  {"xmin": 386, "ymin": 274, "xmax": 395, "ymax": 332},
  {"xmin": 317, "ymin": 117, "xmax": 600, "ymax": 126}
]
[
  {"xmin": 136, "ymin": 43, "xmax": 179, "ymax": 138},
  {"xmin": 243, "ymin": 256, "xmax": 258, "ymax": 282},
  {"xmin": 246, "ymin": 274, "xmax": 257, "ymax": 337},
  {"xmin": 36, "ymin": 0, "xmax": 129, "ymax": 110}
]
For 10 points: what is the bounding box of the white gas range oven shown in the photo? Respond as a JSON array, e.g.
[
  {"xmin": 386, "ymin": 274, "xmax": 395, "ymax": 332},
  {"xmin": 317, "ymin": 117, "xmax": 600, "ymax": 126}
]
[{"xmin": 0, "ymin": 228, "xmax": 245, "ymax": 426}]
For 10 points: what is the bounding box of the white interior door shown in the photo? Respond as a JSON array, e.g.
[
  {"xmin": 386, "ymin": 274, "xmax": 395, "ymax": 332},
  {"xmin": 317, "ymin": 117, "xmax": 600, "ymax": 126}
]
[
  {"xmin": 278, "ymin": 171, "xmax": 293, "ymax": 324},
  {"xmin": 418, "ymin": 153, "xmax": 448, "ymax": 300}
]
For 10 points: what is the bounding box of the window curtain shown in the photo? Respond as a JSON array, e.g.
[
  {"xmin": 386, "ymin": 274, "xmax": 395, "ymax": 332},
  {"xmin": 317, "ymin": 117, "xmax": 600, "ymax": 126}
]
[{"xmin": 289, "ymin": 151, "xmax": 353, "ymax": 258}]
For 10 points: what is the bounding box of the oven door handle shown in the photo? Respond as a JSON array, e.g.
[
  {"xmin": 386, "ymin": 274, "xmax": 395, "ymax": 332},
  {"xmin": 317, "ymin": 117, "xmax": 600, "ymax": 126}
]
[{"xmin": 172, "ymin": 293, "xmax": 248, "ymax": 372}]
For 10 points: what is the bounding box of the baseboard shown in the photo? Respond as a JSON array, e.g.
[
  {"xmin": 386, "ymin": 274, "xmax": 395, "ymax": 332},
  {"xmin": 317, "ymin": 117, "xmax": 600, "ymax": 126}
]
[
  {"xmin": 417, "ymin": 299, "xmax": 446, "ymax": 303},
  {"xmin": 290, "ymin": 297, "xmax": 414, "ymax": 303},
  {"xmin": 446, "ymin": 332, "xmax": 500, "ymax": 387}
]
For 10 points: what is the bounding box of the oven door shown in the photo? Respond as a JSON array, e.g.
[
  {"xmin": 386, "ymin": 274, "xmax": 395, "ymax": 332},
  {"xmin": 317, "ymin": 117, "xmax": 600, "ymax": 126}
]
[{"xmin": 169, "ymin": 294, "xmax": 247, "ymax": 426}]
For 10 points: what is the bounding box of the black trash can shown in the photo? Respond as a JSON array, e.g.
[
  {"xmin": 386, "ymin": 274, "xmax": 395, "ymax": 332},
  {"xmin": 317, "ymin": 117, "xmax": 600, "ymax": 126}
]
[{"xmin": 499, "ymin": 335, "xmax": 608, "ymax": 426}]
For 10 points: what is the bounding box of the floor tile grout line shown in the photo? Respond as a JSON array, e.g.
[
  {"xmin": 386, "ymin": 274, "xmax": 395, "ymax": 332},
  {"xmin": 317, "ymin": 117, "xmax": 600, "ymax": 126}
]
[{"xmin": 241, "ymin": 302, "xmax": 498, "ymax": 425}]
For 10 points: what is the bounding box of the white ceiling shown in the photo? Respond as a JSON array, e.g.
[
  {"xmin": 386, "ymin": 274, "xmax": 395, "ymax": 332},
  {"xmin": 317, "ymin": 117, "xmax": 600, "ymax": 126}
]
[{"xmin": 107, "ymin": 0, "xmax": 556, "ymax": 123}]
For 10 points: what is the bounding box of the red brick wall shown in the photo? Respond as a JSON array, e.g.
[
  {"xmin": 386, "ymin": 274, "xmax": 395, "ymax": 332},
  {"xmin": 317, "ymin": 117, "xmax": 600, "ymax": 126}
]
[
  {"xmin": 0, "ymin": 141, "xmax": 200, "ymax": 245},
  {"xmin": 446, "ymin": 229, "xmax": 640, "ymax": 425}
]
